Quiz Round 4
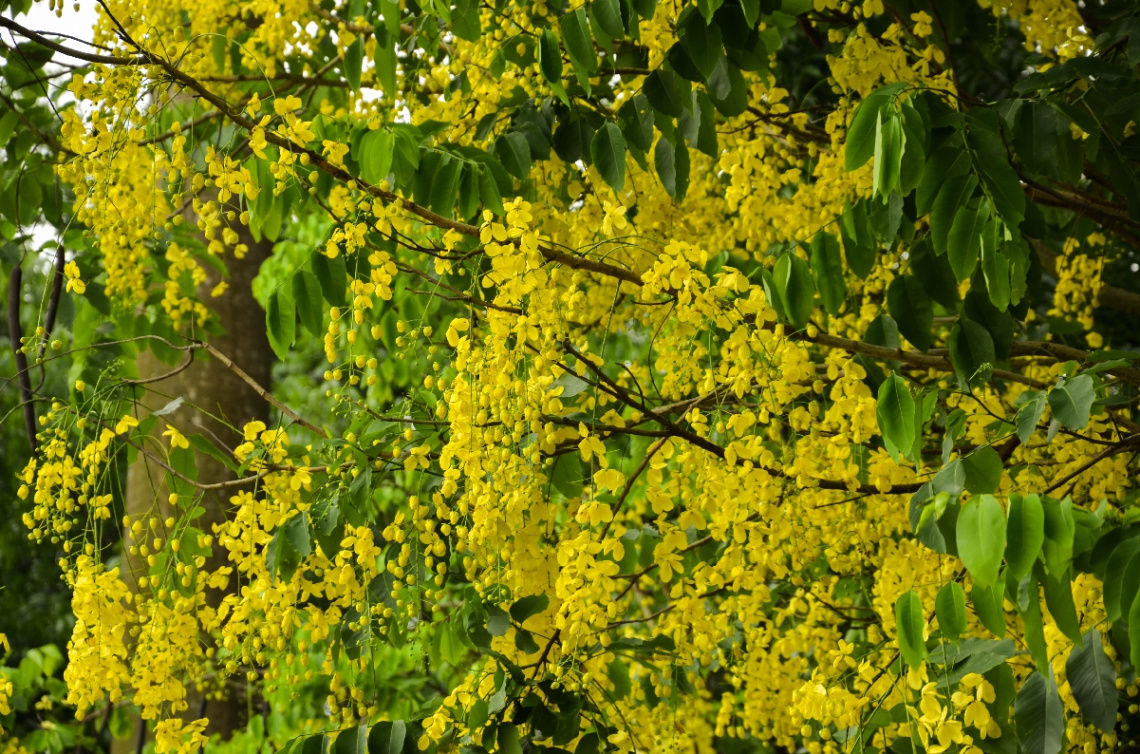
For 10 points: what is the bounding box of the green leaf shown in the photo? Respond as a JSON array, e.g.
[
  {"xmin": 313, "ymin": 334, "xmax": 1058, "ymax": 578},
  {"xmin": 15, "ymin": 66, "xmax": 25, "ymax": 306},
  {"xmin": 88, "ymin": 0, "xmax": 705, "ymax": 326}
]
[
  {"xmin": 981, "ymin": 220, "xmax": 1011, "ymax": 311},
  {"xmin": 429, "ymin": 155, "xmax": 462, "ymax": 215},
  {"xmin": 368, "ymin": 721, "xmax": 406, "ymax": 754},
  {"xmin": 972, "ymin": 580, "xmax": 1006, "ymax": 637},
  {"xmin": 498, "ymin": 724, "xmax": 523, "ymax": 754},
  {"xmin": 679, "ymin": 11, "xmax": 723, "ymax": 80},
  {"xmin": 957, "ymin": 495, "xmax": 1006, "ymax": 587},
  {"xmin": 840, "ymin": 199, "xmax": 875, "ymax": 278},
  {"xmin": 949, "ymin": 319, "xmax": 995, "ymax": 388},
  {"xmin": 344, "ymin": 37, "xmax": 363, "ymax": 91},
  {"xmin": 1006, "ymin": 493, "xmax": 1044, "ymax": 581},
  {"xmin": 886, "ymin": 274, "xmax": 933, "ymax": 351},
  {"xmin": 1038, "ymin": 565, "xmax": 1081, "ymax": 644},
  {"xmin": 1048, "ymin": 375, "xmax": 1095, "ymax": 430},
  {"xmin": 496, "ymin": 132, "xmax": 532, "ymax": 180},
  {"xmin": 1016, "ymin": 392, "xmax": 1045, "ymax": 443},
  {"xmin": 509, "ymin": 594, "xmax": 549, "ymax": 623},
  {"xmin": 468, "ymin": 699, "xmax": 489, "ymax": 732},
  {"xmin": 876, "ymin": 374, "xmax": 915, "ymax": 462},
  {"xmin": 539, "ymin": 29, "xmax": 569, "ymax": 103},
  {"xmin": 334, "ymin": 725, "xmax": 367, "ymax": 754},
  {"xmin": 361, "ymin": 130, "xmax": 396, "ymax": 186},
  {"xmin": 809, "ymin": 230, "xmax": 844, "ymax": 316},
  {"xmin": 873, "ymin": 111, "xmax": 903, "ymax": 199},
  {"xmin": 560, "ymin": 8, "xmax": 596, "ymax": 91},
  {"xmin": 967, "ymin": 109, "xmax": 1025, "ymax": 230},
  {"xmin": 293, "ymin": 269, "xmax": 324, "ymax": 337},
  {"xmin": 1041, "ymin": 497, "xmax": 1075, "ymax": 578},
  {"xmin": 0, "ymin": 110, "xmax": 19, "ymax": 151},
  {"xmin": 895, "ymin": 590, "xmax": 927, "ymax": 670},
  {"xmin": 266, "ymin": 289, "xmax": 296, "ymax": 360},
  {"xmin": 845, "ymin": 82, "xmax": 907, "ymax": 172},
  {"xmin": 962, "ymin": 445, "xmax": 1002, "ymax": 495},
  {"xmin": 773, "ymin": 253, "xmax": 814, "ymax": 330},
  {"xmin": 1014, "ymin": 671, "xmax": 1064, "ymax": 754},
  {"xmin": 591, "ymin": 122, "xmax": 627, "ymax": 192},
  {"xmin": 590, "ymin": 0, "xmax": 624, "ymax": 40},
  {"xmin": 916, "ymin": 144, "xmax": 971, "ymax": 217},
  {"xmin": 486, "ymin": 604, "xmax": 511, "ymax": 636},
  {"xmin": 946, "ymin": 201, "xmax": 990, "ymax": 282},
  {"xmin": 1103, "ymin": 539, "xmax": 1140, "ymax": 622},
  {"xmin": 311, "ymin": 250, "xmax": 348, "ymax": 308},
  {"xmin": 1066, "ymin": 629, "xmax": 1118, "ymax": 733},
  {"xmin": 935, "ymin": 582, "xmax": 966, "ymax": 641},
  {"xmin": 644, "ymin": 70, "xmax": 686, "ymax": 118},
  {"xmin": 931, "ymin": 173, "xmax": 978, "ymax": 257},
  {"xmin": 618, "ymin": 95, "xmax": 654, "ymax": 152}
]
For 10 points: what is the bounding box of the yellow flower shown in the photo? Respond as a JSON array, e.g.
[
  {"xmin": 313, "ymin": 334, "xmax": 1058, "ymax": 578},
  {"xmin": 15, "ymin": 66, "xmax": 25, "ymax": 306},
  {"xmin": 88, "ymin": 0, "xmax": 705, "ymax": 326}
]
[{"xmin": 163, "ymin": 425, "xmax": 190, "ymax": 450}]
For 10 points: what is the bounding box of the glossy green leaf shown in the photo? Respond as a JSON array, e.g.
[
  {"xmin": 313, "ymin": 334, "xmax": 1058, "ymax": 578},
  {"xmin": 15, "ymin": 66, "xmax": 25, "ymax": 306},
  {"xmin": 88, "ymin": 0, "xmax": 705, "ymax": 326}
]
[
  {"xmin": 895, "ymin": 590, "xmax": 927, "ymax": 670},
  {"xmin": 935, "ymin": 581, "xmax": 966, "ymax": 641},
  {"xmin": 773, "ymin": 253, "xmax": 814, "ymax": 330},
  {"xmin": 266, "ymin": 289, "xmax": 296, "ymax": 360},
  {"xmin": 496, "ymin": 132, "xmax": 532, "ymax": 180},
  {"xmin": 873, "ymin": 111, "xmax": 903, "ymax": 199},
  {"xmin": 334, "ymin": 725, "xmax": 367, "ymax": 754},
  {"xmin": 361, "ymin": 130, "xmax": 396, "ymax": 186},
  {"xmin": 591, "ymin": 122, "xmax": 627, "ymax": 192},
  {"xmin": 845, "ymin": 82, "xmax": 907, "ymax": 172},
  {"xmin": 1006, "ymin": 493, "xmax": 1044, "ymax": 581},
  {"xmin": 560, "ymin": 8, "xmax": 596, "ymax": 90},
  {"xmin": 949, "ymin": 319, "xmax": 995, "ymax": 388},
  {"xmin": 972, "ymin": 580, "xmax": 1006, "ymax": 637},
  {"xmin": 1014, "ymin": 671, "xmax": 1064, "ymax": 754},
  {"xmin": 539, "ymin": 28, "xmax": 569, "ymax": 103},
  {"xmin": 644, "ymin": 69, "xmax": 686, "ymax": 118},
  {"xmin": 931, "ymin": 173, "xmax": 978, "ymax": 257},
  {"xmin": 962, "ymin": 445, "xmax": 1002, "ymax": 495},
  {"xmin": 654, "ymin": 135, "xmax": 690, "ymax": 200},
  {"xmin": 292, "ymin": 269, "xmax": 324, "ymax": 337},
  {"xmin": 886, "ymin": 274, "xmax": 933, "ymax": 352},
  {"xmin": 1066, "ymin": 629, "xmax": 1118, "ymax": 733},
  {"xmin": 1103, "ymin": 539, "xmax": 1140, "ymax": 622},
  {"xmin": 957, "ymin": 495, "xmax": 1006, "ymax": 587},
  {"xmin": 809, "ymin": 230, "xmax": 844, "ymax": 316},
  {"xmin": 509, "ymin": 594, "xmax": 549, "ymax": 623},
  {"xmin": 590, "ymin": 0, "xmax": 624, "ymax": 40},
  {"xmin": 367, "ymin": 720, "xmax": 406, "ymax": 754},
  {"xmin": 876, "ymin": 374, "xmax": 915, "ymax": 462},
  {"xmin": 1048, "ymin": 374, "xmax": 1095, "ymax": 430},
  {"xmin": 947, "ymin": 201, "xmax": 990, "ymax": 282},
  {"xmin": 311, "ymin": 250, "xmax": 348, "ymax": 308},
  {"xmin": 1016, "ymin": 391, "xmax": 1046, "ymax": 443},
  {"xmin": 344, "ymin": 37, "xmax": 363, "ymax": 92},
  {"xmin": 498, "ymin": 723, "xmax": 523, "ymax": 754},
  {"xmin": 679, "ymin": 11, "xmax": 723, "ymax": 80},
  {"xmin": 839, "ymin": 199, "xmax": 875, "ymax": 278}
]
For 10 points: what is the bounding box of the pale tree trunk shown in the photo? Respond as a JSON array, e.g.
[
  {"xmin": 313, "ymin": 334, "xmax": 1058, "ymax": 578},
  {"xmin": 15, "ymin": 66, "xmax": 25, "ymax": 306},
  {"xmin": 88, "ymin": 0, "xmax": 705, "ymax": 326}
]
[{"xmin": 113, "ymin": 227, "xmax": 274, "ymax": 753}]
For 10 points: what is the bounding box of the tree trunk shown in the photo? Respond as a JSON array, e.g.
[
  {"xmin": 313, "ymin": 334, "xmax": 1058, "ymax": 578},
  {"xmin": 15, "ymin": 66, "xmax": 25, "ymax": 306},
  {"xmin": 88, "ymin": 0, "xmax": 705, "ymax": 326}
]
[{"xmin": 113, "ymin": 231, "xmax": 274, "ymax": 753}]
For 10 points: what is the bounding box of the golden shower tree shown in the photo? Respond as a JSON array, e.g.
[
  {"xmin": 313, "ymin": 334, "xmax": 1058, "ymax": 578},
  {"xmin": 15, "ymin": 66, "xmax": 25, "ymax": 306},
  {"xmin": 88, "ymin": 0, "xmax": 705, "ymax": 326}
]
[{"xmin": 3, "ymin": 0, "xmax": 1140, "ymax": 752}]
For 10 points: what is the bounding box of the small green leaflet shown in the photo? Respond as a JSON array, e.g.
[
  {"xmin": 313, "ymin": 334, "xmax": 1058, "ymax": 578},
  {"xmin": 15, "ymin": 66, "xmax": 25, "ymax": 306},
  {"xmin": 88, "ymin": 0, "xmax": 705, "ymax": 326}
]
[
  {"xmin": 957, "ymin": 495, "xmax": 1005, "ymax": 588},
  {"xmin": 1016, "ymin": 391, "xmax": 1045, "ymax": 443},
  {"xmin": 344, "ymin": 37, "xmax": 363, "ymax": 92},
  {"xmin": 293, "ymin": 269, "xmax": 324, "ymax": 337},
  {"xmin": 895, "ymin": 590, "xmax": 927, "ymax": 670}
]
